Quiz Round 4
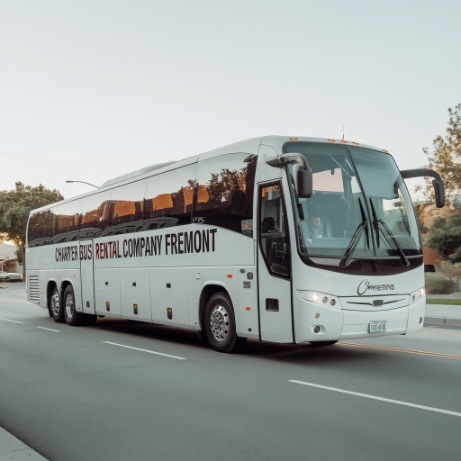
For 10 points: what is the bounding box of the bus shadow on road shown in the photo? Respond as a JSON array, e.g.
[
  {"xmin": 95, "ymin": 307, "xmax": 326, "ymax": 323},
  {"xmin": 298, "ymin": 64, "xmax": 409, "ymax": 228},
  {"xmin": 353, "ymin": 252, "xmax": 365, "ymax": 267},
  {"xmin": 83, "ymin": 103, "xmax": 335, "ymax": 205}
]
[
  {"xmin": 92, "ymin": 317, "xmax": 378, "ymax": 364},
  {"xmin": 243, "ymin": 340, "xmax": 377, "ymax": 365},
  {"xmin": 93, "ymin": 317, "xmax": 209, "ymax": 349}
]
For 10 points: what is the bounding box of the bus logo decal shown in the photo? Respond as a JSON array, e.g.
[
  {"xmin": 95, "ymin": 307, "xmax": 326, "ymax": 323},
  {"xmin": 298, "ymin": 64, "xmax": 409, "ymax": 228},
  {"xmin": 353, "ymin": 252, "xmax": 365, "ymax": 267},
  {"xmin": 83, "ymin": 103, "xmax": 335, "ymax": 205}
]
[{"xmin": 357, "ymin": 279, "xmax": 395, "ymax": 296}]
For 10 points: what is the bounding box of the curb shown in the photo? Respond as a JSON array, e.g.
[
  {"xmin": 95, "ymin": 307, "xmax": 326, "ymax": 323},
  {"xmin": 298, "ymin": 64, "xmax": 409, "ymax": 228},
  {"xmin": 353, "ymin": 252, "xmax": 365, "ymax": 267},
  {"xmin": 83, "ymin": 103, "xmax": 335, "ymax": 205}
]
[{"xmin": 0, "ymin": 427, "xmax": 48, "ymax": 460}]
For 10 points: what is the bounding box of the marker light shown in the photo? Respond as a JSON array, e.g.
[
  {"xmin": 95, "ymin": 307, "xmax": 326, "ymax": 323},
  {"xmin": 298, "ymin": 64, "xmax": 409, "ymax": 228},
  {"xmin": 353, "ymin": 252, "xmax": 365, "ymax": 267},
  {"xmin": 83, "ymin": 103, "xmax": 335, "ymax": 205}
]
[
  {"xmin": 410, "ymin": 288, "xmax": 425, "ymax": 305},
  {"xmin": 297, "ymin": 290, "xmax": 341, "ymax": 309}
]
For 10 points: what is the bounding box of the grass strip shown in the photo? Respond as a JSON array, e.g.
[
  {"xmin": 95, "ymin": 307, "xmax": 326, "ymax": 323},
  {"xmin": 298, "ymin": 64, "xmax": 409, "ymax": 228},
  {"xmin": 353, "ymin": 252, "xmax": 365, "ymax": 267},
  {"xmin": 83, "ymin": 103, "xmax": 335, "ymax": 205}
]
[{"xmin": 426, "ymin": 299, "xmax": 461, "ymax": 305}]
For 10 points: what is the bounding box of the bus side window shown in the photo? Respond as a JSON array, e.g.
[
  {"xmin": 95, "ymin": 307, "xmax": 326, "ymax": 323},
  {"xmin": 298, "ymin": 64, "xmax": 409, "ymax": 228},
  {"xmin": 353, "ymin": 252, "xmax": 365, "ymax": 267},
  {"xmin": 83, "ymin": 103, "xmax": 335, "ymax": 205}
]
[
  {"xmin": 259, "ymin": 184, "xmax": 290, "ymax": 278},
  {"xmin": 144, "ymin": 165, "xmax": 196, "ymax": 229},
  {"xmin": 27, "ymin": 209, "xmax": 54, "ymax": 247},
  {"xmin": 79, "ymin": 192, "xmax": 111, "ymax": 238},
  {"xmin": 194, "ymin": 153, "xmax": 256, "ymax": 235},
  {"xmin": 54, "ymin": 201, "xmax": 80, "ymax": 243}
]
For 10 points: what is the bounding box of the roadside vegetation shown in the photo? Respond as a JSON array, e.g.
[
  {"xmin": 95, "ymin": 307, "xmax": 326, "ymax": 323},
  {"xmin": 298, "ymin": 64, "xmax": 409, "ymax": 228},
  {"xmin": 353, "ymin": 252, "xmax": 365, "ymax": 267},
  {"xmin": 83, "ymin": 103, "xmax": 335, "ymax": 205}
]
[
  {"xmin": 426, "ymin": 298, "xmax": 461, "ymax": 305},
  {"xmin": 418, "ymin": 103, "xmax": 461, "ymax": 294},
  {"xmin": 0, "ymin": 182, "xmax": 63, "ymax": 271}
]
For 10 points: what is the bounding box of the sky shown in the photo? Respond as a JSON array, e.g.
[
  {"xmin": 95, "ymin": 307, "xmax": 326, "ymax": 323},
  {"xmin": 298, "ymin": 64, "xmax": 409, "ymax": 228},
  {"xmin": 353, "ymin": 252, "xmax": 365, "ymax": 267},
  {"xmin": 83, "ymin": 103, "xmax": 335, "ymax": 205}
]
[{"xmin": 1, "ymin": 0, "xmax": 460, "ymax": 199}]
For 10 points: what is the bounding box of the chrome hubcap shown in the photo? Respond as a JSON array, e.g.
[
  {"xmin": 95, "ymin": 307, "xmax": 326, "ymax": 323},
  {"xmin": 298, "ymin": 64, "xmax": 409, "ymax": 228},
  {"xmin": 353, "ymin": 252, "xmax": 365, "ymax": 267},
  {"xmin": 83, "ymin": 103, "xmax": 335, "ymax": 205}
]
[
  {"xmin": 51, "ymin": 291, "xmax": 60, "ymax": 316},
  {"xmin": 65, "ymin": 294, "xmax": 74, "ymax": 319},
  {"xmin": 209, "ymin": 305, "xmax": 230, "ymax": 341}
]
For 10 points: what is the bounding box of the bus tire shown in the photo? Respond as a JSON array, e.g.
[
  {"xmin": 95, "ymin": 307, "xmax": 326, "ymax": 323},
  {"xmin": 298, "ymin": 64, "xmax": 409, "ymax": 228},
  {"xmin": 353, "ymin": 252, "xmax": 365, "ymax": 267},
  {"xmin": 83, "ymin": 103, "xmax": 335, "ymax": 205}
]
[
  {"xmin": 309, "ymin": 340, "xmax": 337, "ymax": 347},
  {"xmin": 63, "ymin": 285, "xmax": 84, "ymax": 326},
  {"xmin": 49, "ymin": 286, "xmax": 64, "ymax": 323},
  {"xmin": 204, "ymin": 292, "xmax": 246, "ymax": 353}
]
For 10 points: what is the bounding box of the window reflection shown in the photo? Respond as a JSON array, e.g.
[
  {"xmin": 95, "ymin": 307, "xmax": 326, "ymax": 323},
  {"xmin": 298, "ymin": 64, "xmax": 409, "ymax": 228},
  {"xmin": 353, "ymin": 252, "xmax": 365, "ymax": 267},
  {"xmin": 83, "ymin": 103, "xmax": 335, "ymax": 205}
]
[
  {"xmin": 27, "ymin": 154, "xmax": 258, "ymax": 247},
  {"xmin": 259, "ymin": 183, "xmax": 290, "ymax": 277},
  {"xmin": 53, "ymin": 202, "xmax": 80, "ymax": 243},
  {"xmin": 107, "ymin": 181, "xmax": 144, "ymax": 235},
  {"xmin": 194, "ymin": 154, "xmax": 256, "ymax": 235},
  {"xmin": 27, "ymin": 210, "xmax": 54, "ymax": 247},
  {"xmin": 144, "ymin": 165, "xmax": 196, "ymax": 229},
  {"xmin": 79, "ymin": 192, "xmax": 111, "ymax": 238}
]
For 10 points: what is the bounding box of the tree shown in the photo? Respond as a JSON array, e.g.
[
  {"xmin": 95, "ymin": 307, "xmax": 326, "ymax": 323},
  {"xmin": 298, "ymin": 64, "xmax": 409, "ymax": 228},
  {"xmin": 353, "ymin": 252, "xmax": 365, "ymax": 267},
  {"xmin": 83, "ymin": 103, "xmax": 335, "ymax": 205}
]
[
  {"xmin": 0, "ymin": 182, "xmax": 63, "ymax": 270},
  {"xmin": 420, "ymin": 103, "xmax": 461, "ymax": 200},
  {"xmin": 426, "ymin": 202, "xmax": 461, "ymax": 262}
]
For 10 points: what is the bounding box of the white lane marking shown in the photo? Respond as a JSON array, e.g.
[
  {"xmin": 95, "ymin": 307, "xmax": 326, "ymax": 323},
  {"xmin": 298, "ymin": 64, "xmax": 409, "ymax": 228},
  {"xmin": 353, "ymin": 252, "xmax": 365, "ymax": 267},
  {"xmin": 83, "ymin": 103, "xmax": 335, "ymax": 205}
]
[
  {"xmin": 289, "ymin": 380, "xmax": 461, "ymax": 418},
  {"xmin": 0, "ymin": 317, "xmax": 24, "ymax": 324},
  {"xmin": 103, "ymin": 341, "xmax": 186, "ymax": 360},
  {"xmin": 37, "ymin": 327, "xmax": 60, "ymax": 332}
]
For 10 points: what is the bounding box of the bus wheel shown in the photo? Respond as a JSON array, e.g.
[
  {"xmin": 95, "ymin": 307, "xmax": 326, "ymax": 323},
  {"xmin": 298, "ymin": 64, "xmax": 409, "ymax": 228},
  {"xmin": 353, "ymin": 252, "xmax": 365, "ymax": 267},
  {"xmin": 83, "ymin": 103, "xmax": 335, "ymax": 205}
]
[
  {"xmin": 50, "ymin": 286, "xmax": 64, "ymax": 323},
  {"xmin": 63, "ymin": 285, "xmax": 84, "ymax": 326},
  {"xmin": 309, "ymin": 341, "xmax": 337, "ymax": 347},
  {"xmin": 204, "ymin": 292, "xmax": 246, "ymax": 353}
]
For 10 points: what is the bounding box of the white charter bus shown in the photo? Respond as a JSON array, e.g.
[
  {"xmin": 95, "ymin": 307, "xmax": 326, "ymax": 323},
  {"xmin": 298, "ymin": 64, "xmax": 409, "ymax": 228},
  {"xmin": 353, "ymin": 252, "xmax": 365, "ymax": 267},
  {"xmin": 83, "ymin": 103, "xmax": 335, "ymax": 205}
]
[{"xmin": 26, "ymin": 136, "xmax": 444, "ymax": 352}]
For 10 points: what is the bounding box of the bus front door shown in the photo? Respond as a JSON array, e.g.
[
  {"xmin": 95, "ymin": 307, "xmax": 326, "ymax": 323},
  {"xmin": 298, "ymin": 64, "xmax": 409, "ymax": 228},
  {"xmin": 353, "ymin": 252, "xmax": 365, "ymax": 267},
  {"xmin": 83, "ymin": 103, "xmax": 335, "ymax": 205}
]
[
  {"xmin": 258, "ymin": 183, "xmax": 294, "ymax": 343},
  {"xmin": 79, "ymin": 239, "xmax": 96, "ymax": 315}
]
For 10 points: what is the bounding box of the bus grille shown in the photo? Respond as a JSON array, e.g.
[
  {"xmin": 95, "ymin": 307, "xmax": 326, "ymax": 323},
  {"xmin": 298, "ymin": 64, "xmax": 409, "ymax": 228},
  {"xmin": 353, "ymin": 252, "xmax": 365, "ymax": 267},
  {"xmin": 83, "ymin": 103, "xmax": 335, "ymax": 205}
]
[{"xmin": 28, "ymin": 275, "xmax": 40, "ymax": 303}]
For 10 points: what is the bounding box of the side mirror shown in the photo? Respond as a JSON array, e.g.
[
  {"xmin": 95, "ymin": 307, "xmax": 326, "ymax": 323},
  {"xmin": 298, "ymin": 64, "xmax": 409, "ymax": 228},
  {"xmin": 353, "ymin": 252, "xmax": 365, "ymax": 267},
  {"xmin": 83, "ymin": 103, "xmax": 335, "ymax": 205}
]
[
  {"xmin": 297, "ymin": 168, "xmax": 313, "ymax": 198},
  {"xmin": 401, "ymin": 168, "xmax": 445, "ymax": 208},
  {"xmin": 433, "ymin": 179, "xmax": 445, "ymax": 208},
  {"xmin": 266, "ymin": 153, "xmax": 313, "ymax": 198}
]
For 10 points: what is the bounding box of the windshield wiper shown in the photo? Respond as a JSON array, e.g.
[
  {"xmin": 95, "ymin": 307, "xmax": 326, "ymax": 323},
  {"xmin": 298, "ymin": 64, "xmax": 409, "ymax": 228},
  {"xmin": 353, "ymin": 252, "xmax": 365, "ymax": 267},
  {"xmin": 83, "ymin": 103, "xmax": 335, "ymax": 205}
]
[
  {"xmin": 339, "ymin": 198, "xmax": 369, "ymax": 268},
  {"xmin": 369, "ymin": 199, "xmax": 410, "ymax": 266}
]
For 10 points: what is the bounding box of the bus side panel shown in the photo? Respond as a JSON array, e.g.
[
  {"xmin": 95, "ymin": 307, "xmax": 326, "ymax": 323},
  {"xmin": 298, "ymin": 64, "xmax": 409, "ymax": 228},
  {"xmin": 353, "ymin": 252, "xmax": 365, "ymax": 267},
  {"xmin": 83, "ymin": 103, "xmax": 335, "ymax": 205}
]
[
  {"xmin": 236, "ymin": 265, "xmax": 259, "ymax": 339},
  {"xmin": 195, "ymin": 266, "xmax": 259, "ymax": 340},
  {"xmin": 80, "ymin": 241, "xmax": 95, "ymax": 315},
  {"xmin": 120, "ymin": 268, "xmax": 151, "ymax": 322},
  {"xmin": 150, "ymin": 267, "xmax": 191, "ymax": 327},
  {"xmin": 94, "ymin": 268, "xmax": 122, "ymax": 316},
  {"xmin": 257, "ymin": 252, "xmax": 294, "ymax": 343}
]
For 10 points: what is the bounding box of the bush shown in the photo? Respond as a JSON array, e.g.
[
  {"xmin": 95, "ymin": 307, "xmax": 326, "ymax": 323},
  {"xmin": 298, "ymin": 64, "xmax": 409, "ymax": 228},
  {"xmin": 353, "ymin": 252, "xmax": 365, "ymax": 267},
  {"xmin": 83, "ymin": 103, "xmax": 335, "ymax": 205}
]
[{"xmin": 425, "ymin": 272, "xmax": 454, "ymax": 294}]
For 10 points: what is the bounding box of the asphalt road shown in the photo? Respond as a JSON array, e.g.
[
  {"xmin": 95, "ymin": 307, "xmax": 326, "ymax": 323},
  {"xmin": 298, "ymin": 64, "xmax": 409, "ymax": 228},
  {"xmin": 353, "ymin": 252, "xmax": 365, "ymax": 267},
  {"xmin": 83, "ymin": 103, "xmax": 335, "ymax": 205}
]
[{"xmin": 1, "ymin": 286, "xmax": 461, "ymax": 461}]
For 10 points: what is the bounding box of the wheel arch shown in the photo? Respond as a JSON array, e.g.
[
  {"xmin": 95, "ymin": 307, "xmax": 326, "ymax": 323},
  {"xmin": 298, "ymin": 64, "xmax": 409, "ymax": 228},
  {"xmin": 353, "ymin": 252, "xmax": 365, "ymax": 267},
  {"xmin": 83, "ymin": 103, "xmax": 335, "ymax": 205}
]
[
  {"xmin": 198, "ymin": 283, "xmax": 230, "ymax": 332},
  {"xmin": 60, "ymin": 279, "xmax": 73, "ymax": 295}
]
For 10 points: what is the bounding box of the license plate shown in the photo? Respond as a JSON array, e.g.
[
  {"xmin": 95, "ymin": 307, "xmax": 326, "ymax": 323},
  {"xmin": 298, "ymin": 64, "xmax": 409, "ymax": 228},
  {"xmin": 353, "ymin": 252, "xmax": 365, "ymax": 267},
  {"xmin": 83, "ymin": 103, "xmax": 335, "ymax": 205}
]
[{"xmin": 369, "ymin": 320, "xmax": 386, "ymax": 333}]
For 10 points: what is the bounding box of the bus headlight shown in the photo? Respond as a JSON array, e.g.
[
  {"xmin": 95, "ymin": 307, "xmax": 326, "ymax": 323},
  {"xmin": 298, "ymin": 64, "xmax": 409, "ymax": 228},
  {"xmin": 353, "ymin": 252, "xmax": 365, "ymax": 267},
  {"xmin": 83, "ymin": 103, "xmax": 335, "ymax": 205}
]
[
  {"xmin": 297, "ymin": 290, "xmax": 341, "ymax": 309},
  {"xmin": 410, "ymin": 288, "xmax": 425, "ymax": 305}
]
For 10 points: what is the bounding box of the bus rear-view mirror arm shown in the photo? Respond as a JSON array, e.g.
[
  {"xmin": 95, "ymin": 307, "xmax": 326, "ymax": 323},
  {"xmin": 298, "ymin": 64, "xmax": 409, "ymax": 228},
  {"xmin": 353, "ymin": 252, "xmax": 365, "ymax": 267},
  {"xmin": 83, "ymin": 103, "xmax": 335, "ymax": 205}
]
[
  {"xmin": 267, "ymin": 153, "xmax": 313, "ymax": 198},
  {"xmin": 400, "ymin": 168, "xmax": 445, "ymax": 208}
]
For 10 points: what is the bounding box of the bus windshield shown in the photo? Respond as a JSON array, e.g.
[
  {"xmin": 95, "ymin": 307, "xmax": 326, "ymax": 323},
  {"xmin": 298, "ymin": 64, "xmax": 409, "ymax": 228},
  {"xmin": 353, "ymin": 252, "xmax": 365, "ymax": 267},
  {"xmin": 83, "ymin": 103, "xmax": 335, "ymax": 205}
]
[{"xmin": 284, "ymin": 142, "xmax": 421, "ymax": 267}]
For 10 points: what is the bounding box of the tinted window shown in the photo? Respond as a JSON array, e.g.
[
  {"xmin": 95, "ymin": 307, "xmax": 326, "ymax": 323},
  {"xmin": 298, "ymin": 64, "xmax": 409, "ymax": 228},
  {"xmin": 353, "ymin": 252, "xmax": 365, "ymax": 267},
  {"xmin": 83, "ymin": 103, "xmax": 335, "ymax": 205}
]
[
  {"xmin": 53, "ymin": 201, "xmax": 80, "ymax": 243},
  {"xmin": 79, "ymin": 191, "xmax": 111, "ymax": 238},
  {"xmin": 259, "ymin": 183, "xmax": 290, "ymax": 277},
  {"xmin": 27, "ymin": 209, "xmax": 54, "ymax": 247},
  {"xmin": 144, "ymin": 164, "xmax": 196, "ymax": 229},
  {"xmin": 194, "ymin": 153, "xmax": 256, "ymax": 235},
  {"xmin": 108, "ymin": 180, "xmax": 145, "ymax": 235}
]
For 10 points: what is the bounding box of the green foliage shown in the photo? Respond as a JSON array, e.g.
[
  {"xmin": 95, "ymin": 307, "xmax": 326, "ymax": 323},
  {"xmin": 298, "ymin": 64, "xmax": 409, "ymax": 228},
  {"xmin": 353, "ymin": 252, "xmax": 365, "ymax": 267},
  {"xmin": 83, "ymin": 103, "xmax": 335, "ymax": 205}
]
[
  {"xmin": 425, "ymin": 272, "xmax": 454, "ymax": 294},
  {"xmin": 413, "ymin": 203, "xmax": 428, "ymax": 233},
  {"xmin": 426, "ymin": 203, "xmax": 461, "ymax": 262},
  {"xmin": 419, "ymin": 103, "xmax": 461, "ymax": 200},
  {"xmin": 0, "ymin": 182, "xmax": 63, "ymax": 265}
]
